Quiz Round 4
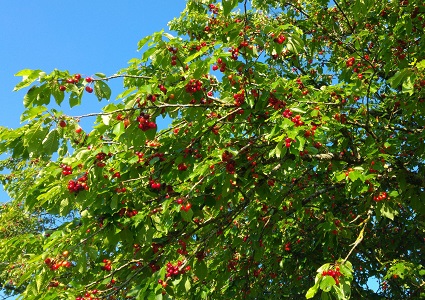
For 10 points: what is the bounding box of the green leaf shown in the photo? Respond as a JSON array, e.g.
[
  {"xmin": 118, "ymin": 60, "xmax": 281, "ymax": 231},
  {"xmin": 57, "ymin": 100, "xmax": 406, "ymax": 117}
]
[
  {"xmin": 20, "ymin": 106, "xmax": 47, "ymax": 122},
  {"xmin": 184, "ymin": 46, "xmax": 210, "ymax": 64},
  {"xmin": 113, "ymin": 122, "xmax": 125, "ymax": 138},
  {"xmin": 379, "ymin": 203, "xmax": 398, "ymax": 220},
  {"xmin": 42, "ymin": 129, "xmax": 60, "ymax": 155},
  {"xmin": 137, "ymin": 35, "xmax": 151, "ymax": 51},
  {"xmin": 69, "ymin": 91, "xmax": 83, "ymax": 107},
  {"xmin": 110, "ymin": 196, "xmax": 118, "ymax": 210},
  {"xmin": 195, "ymin": 260, "xmax": 208, "ymax": 280},
  {"xmin": 306, "ymin": 284, "xmax": 319, "ymax": 299},
  {"xmin": 389, "ymin": 68, "xmax": 413, "ymax": 89},
  {"xmin": 184, "ymin": 277, "xmax": 191, "ymax": 292},
  {"xmin": 52, "ymin": 83, "xmax": 65, "ymax": 105},
  {"xmin": 181, "ymin": 209, "xmax": 193, "ymax": 222},
  {"xmin": 320, "ymin": 276, "xmax": 336, "ymax": 292},
  {"xmin": 14, "ymin": 69, "xmax": 43, "ymax": 92},
  {"xmin": 223, "ymin": 0, "xmax": 238, "ymax": 16},
  {"xmin": 94, "ymin": 81, "xmax": 112, "ymax": 101}
]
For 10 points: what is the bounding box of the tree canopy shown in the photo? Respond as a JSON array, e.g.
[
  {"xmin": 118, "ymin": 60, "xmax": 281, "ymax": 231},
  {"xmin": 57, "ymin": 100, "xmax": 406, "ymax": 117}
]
[{"xmin": 1, "ymin": 0, "xmax": 425, "ymax": 299}]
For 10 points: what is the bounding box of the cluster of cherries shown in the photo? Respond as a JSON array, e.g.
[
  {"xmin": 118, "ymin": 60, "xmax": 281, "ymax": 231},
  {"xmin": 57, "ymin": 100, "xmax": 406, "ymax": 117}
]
[
  {"xmin": 44, "ymin": 252, "xmax": 71, "ymax": 271},
  {"xmin": 228, "ymin": 46, "xmax": 239, "ymax": 60},
  {"xmin": 212, "ymin": 57, "xmax": 226, "ymax": 72},
  {"xmin": 273, "ymin": 33, "xmax": 286, "ymax": 44},
  {"xmin": 176, "ymin": 239, "xmax": 188, "ymax": 255},
  {"xmin": 75, "ymin": 290, "xmax": 99, "ymax": 300},
  {"xmin": 152, "ymin": 242, "xmax": 164, "ymax": 254},
  {"xmin": 137, "ymin": 112, "xmax": 157, "ymax": 131},
  {"xmin": 282, "ymin": 108, "xmax": 304, "ymax": 127},
  {"xmin": 346, "ymin": 57, "xmax": 355, "ymax": 67},
  {"xmin": 177, "ymin": 163, "xmax": 188, "ymax": 171},
  {"xmin": 233, "ymin": 90, "xmax": 245, "ymax": 107},
  {"xmin": 101, "ymin": 259, "xmax": 112, "ymax": 271},
  {"xmin": 59, "ymin": 74, "xmax": 94, "ymax": 94},
  {"xmin": 60, "ymin": 164, "xmax": 73, "ymax": 176},
  {"xmin": 149, "ymin": 179, "xmax": 162, "ymax": 190},
  {"xmin": 117, "ymin": 207, "xmax": 138, "ymax": 218},
  {"xmin": 268, "ymin": 94, "xmax": 286, "ymax": 110},
  {"xmin": 167, "ymin": 46, "xmax": 179, "ymax": 66},
  {"xmin": 176, "ymin": 198, "xmax": 192, "ymax": 212},
  {"xmin": 222, "ymin": 151, "xmax": 236, "ymax": 174},
  {"xmin": 67, "ymin": 173, "xmax": 88, "ymax": 194},
  {"xmin": 95, "ymin": 152, "xmax": 109, "ymax": 168},
  {"xmin": 373, "ymin": 191, "xmax": 388, "ymax": 202},
  {"xmin": 164, "ymin": 260, "xmax": 191, "ymax": 279},
  {"xmin": 185, "ymin": 79, "xmax": 203, "ymax": 94},
  {"xmin": 322, "ymin": 267, "xmax": 342, "ymax": 285},
  {"xmin": 208, "ymin": 3, "xmax": 219, "ymax": 14}
]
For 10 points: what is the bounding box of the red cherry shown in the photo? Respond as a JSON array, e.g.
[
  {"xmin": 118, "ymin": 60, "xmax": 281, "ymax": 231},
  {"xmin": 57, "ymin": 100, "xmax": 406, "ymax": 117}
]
[
  {"xmin": 85, "ymin": 77, "xmax": 93, "ymax": 83},
  {"xmin": 59, "ymin": 120, "xmax": 67, "ymax": 128},
  {"xmin": 75, "ymin": 127, "xmax": 82, "ymax": 134},
  {"xmin": 74, "ymin": 74, "xmax": 81, "ymax": 81},
  {"xmin": 59, "ymin": 85, "xmax": 66, "ymax": 92},
  {"xmin": 85, "ymin": 86, "xmax": 93, "ymax": 93}
]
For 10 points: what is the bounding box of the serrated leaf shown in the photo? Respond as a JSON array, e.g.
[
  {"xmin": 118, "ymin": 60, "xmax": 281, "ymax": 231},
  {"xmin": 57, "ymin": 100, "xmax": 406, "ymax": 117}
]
[
  {"xmin": 94, "ymin": 81, "xmax": 112, "ymax": 101},
  {"xmin": 184, "ymin": 46, "xmax": 210, "ymax": 64},
  {"xmin": 222, "ymin": 0, "xmax": 238, "ymax": 16},
  {"xmin": 95, "ymin": 73, "xmax": 106, "ymax": 78},
  {"xmin": 60, "ymin": 197, "xmax": 70, "ymax": 215},
  {"xmin": 380, "ymin": 203, "xmax": 398, "ymax": 220},
  {"xmin": 306, "ymin": 284, "xmax": 319, "ymax": 299},
  {"xmin": 69, "ymin": 91, "xmax": 82, "ymax": 108},
  {"xmin": 320, "ymin": 276, "xmax": 336, "ymax": 292},
  {"xmin": 181, "ymin": 209, "xmax": 193, "ymax": 222},
  {"xmin": 52, "ymin": 84, "xmax": 65, "ymax": 105},
  {"xmin": 137, "ymin": 35, "xmax": 151, "ymax": 51},
  {"xmin": 389, "ymin": 68, "xmax": 413, "ymax": 89},
  {"xmin": 291, "ymin": 107, "xmax": 306, "ymax": 114},
  {"xmin": 184, "ymin": 277, "xmax": 191, "ymax": 292},
  {"xmin": 20, "ymin": 106, "xmax": 47, "ymax": 122},
  {"xmin": 110, "ymin": 196, "xmax": 118, "ymax": 210},
  {"xmin": 113, "ymin": 122, "xmax": 125, "ymax": 138},
  {"xmin": 195, "ymin": 260, "xmax": 208, "ymax": 280},
  {"xmin": 102, "ymin": 115, "xmax": 112, "ymax": 125},
  {"xmin": 42, "ymin": 129, "xmax": 60, "ymax": 155},
  {"xmin": 14, "ymin": 69, "xmax": 43, "ymax": 92},
  {"xmin": 336, "ymin": 172, "xmax": 347, "ymax": 182}
]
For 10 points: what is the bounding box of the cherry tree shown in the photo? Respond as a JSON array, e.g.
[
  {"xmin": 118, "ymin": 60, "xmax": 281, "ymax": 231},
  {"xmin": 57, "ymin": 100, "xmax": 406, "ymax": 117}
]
[{"xmin": 1, "ymin": 0, "xmax": 425, "ymax": 299}]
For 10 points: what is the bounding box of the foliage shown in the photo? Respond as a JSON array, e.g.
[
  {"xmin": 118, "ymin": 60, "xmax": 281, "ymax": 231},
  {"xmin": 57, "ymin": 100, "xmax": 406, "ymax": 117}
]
[{"xmin": 1, "ymin": 0, "xmax": 425, "ymax": 299}]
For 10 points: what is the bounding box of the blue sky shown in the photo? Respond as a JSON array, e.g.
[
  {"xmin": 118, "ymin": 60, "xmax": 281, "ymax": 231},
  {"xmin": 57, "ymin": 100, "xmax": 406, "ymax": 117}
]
[
  {"xmin": 0, "ymin": 1, "xmax": 186, "ymax": 127},
  {"xmin": 0, "ymin": 1, "xmax": 186, "ymax": 203}
]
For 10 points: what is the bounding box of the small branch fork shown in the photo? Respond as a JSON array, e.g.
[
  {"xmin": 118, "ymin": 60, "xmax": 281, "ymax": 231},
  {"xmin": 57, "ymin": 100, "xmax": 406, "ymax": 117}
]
[
  {"xmin": 342, "ymin": 205, "xmax": 373, "ymax": 265},
  {"xmin": 92, "ymin": 74, "xmax": 152, "ymax": 81}
]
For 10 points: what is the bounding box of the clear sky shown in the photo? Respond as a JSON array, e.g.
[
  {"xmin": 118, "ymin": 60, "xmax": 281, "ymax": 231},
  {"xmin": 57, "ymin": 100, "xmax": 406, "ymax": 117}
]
[
  {"xmin": 0, "ymin": 1, "xmax": 187, "ymax": 125},
  {"xmin": 0, "ymin": 1, "xmax": 186, "ymax": 201}
]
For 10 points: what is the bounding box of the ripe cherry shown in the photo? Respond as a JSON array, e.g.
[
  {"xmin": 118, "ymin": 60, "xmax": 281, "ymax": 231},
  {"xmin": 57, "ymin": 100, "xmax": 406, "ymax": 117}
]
[
  {"xmin": 85, "ymin": 86, "xmax": 93, "ymax": 93},
  {"xmin": 59, "ymin": 85, "xmax": 66, "ymax": 92},
  {"xmin": 59, "ymin": 120, "xmax": 67, "ymax": 128}
]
